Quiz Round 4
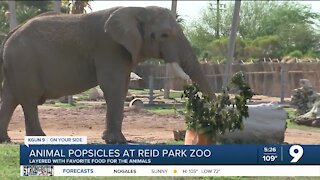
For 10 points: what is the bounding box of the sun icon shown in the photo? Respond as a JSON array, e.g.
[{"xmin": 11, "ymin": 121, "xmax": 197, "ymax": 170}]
[{"xmin": 173, "ymin": 169, "xmax": 177, "ymax": 174}]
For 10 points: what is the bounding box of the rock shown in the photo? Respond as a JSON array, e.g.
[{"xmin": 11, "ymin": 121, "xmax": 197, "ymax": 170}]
[
  {"xmin": 291, "ymin": 79, "xmax": 318, "ymax": 115},
  {"xmin": 47, "ymin": 100, "xmax": 56, "ymax": 104},
  {"xmin": 129, "ymin": 98, "xmax": 144, "ymax": 110},
  {"xmin": 294, "ymin": 117, "xmax": 314, "ymax": 126},
  {"xmin": 89, "ymin": 87, "xmax": 104, "ymax": 101},
  {"xmin": 311, "ymin": 120, "xmax": 320, "ymax": 127},
  {"xmin": 294, "ymin": 101, "xmax": 320, "ymax": 128},
  {"xmin": 218, "ymin": 103, "xmax": 287, "ymax": 144},
  {"xmin": 300, "ymin": 79, "xmax": 313, "ymax": 88},
  {"xmin": 59, "ymin": 96, "xmax": 74, "ymax": 104}
]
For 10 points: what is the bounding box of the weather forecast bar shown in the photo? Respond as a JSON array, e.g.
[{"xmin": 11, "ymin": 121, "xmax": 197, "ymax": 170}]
[{"xmin": 21, "ymin": 165, "xmax": 320, "ymax": 176}]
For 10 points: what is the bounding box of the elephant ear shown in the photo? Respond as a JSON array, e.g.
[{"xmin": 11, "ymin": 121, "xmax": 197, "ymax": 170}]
[{"xmin": 104, "ymin": 7, "xmax": 150, "ymax": 64}]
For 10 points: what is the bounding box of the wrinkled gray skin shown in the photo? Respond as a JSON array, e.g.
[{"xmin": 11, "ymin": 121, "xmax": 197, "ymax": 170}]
[
  {"xmin": 0, "ymin": 11, "xmax": 60, "ymax": 97},
  {"xmin": 0, "ymin": 6, "xmax": 215, "ymax": 144}
]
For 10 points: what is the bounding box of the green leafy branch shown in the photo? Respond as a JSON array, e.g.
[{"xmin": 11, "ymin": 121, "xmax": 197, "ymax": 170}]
[{"xmin": 181, "ymin": 72, "xmax": 254, "ymax": 140}]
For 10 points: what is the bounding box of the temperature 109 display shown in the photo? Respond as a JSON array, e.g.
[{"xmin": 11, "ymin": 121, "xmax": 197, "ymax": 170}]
[{"xmin": 262, "ymin": 155, "xmax": 278, "ymax": 162}]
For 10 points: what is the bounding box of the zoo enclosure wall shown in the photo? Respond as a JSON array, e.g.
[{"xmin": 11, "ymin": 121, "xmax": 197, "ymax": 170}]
[{"xmin": 133, "ymin": 62, "xmax": 320, "ymax": 98}]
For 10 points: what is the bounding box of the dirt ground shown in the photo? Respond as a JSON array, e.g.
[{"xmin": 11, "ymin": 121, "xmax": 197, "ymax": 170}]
[{"xmin": 6, "ymin": 95, "xmax": 320, "ymax": 144}]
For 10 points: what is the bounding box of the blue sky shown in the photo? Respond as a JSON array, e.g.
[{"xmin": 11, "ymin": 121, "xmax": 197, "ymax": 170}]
[{"xmin": 90, "ymin": 1, "xmax": 320, "ymax": 23}]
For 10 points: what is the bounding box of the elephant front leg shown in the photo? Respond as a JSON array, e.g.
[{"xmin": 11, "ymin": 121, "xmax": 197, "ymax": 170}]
[
  {"xmin": 103, "ymin": 94, "xmax": 127, "ymax": 144},
  {"xmin": 99, "ymin": 71, "xmax": 130, "ymax": 144}
]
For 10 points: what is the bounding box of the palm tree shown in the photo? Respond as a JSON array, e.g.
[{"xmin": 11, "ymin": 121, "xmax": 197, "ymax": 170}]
[
  {"xmin": 70, "ymin": 0, "xmax": 91, "ymax": 14},
  {"xmin": 60, "ymin": 0, "xmax": 91, "ymax": 14}
]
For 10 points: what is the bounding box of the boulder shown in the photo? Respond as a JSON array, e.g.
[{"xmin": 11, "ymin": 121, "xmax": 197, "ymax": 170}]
[
  {"xmin": 218, "ymin": 103, "xmax": 287, "ymax": 144},
  {"xmin": 88, "ymin": 87, "xmax": 104, "ymax": 101},
  {"xmin": 58, "ymin": 96, "xmax": 74, "ymax": 104},
  {"xmin": 294, "ymin": 101, "xmax": 320, "ymax": 128},
  {"xmin": 291, "ymin": 79, "xmax": 318, "ymax": 115}
]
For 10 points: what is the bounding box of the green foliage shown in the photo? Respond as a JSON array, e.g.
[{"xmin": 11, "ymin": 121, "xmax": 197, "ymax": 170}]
[
  {"xmin": 181, "ymin": 72, "xmax": 254, "ymax": 140},
  {"xmin": 0, "ymin": 1, "xmax": 53, "ymax": 42},
  {"xmin": 277, "ymin": 23, "xmax": 320, "ymax": 55},
  {"xmin": 186, "ymin": 1, "xmax": 320, "ymax": 62},
  {"xmin": 0, "ymin": 2, "xmax": 9, "ymax": 42},
  {"xmin": 304, "ymin": 50, "xmax": 320, "ymax": 59},
  {"xmin": 288, "ymin": 50, "xmax": 303, "ymax": 58},
  {"xmin": 16, "ymin": 4, "xmax": 40, "ymax": 24},
  {"xmin": 252, "ymin": 35, "xmax": 282, "ymax": 58},
  {"xmin": 18, "ymin": 1, "xmax": 52, "ymax": 13},
  {"xmin": 0, "ymin": 1, "xmax": 86, "ymax": 43},
  {"xmin": 185, "ymin": 21, "xmax": 215, "ymax": 58},
  {"xmin": 259, "ymin": 2, "xmax": 319, "ymax": 37},
  {"xmin": 206, "ymin": 36, "xmax": 246, "ymax": 62},
  {"xmin": 146, "ymin": 107, "xmax": 183, "ymax": 115}
]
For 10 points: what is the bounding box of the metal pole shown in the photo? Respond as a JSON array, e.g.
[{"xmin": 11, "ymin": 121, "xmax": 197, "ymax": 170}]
[
  {"xmin": 149, "ymin": 75, "xmax": 154, "ymax": 105},
  {"xmin": 216, "ymin": 0, "xmax": 220, "ymax": 38},
  {"xmin": 53, "ymin": 0, "xmax": 62, "ymax": 13},
  {"xmin": 280, "ymin": 65, "xmax": 286, "ymax": 103},
  {"xmin": 223, "ymin": 0, "xmax": 241, "ymax": 87},
  {"xmin": 68, "ymin": 95, "xmax": 74, "ymax": 105},
  {"xmin": 171, "ymin": 0, "xmax": 177, "ymax": 16},
  {"xmin": 8, "ymin": 0, "xmax": 17, "ymax": 30},
  {"xmin": 164, "ymin": 65, "xmax": 170, "ymax": 99}
]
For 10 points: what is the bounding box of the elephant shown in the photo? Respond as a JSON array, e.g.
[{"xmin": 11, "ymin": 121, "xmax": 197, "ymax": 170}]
[{"xmin": 0, "ymin": 6, "xmax": 215, "ymax": 144}]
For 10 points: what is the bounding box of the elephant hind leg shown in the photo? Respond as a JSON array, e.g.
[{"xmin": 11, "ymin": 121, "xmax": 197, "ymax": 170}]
[
  {"xmin": 21, "ymin": 103, "xmax": 45, "ymax": 136},
  {"xmin": 0, "ymin": 84, "xmax": 18, "ymax": 142}
]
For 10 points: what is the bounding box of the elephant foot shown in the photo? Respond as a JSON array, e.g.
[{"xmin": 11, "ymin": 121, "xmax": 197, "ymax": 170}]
[
  {"xmin": 26, "ymin": 130, "xmax": 46, "ymax": 136},
  {"xmin": 102, "ymin": 130, "xmax": 127, "ymax": 144}
]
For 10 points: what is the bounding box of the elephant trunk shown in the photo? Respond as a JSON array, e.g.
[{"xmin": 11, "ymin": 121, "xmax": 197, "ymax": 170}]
[{"xmin": 178, "ymin": 35, "xmax": 216, "ymax": 100}]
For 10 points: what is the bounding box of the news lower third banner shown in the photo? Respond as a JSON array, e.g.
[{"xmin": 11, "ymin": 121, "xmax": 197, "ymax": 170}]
[{"xmin": 20, "ymin": 136, "xmax": 320, "ymax": 176}]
